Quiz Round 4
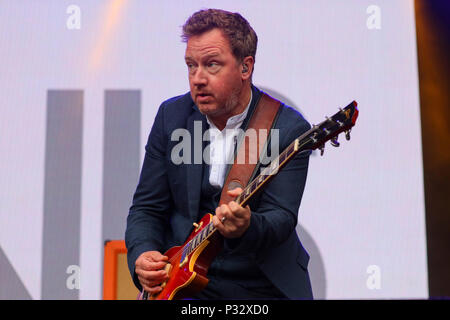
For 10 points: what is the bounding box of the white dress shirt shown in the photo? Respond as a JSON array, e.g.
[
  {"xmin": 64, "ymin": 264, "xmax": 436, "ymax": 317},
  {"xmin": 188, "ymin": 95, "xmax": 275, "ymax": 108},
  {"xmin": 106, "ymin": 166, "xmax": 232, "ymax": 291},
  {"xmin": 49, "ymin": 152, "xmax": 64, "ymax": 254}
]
[{"xmin": 206, "ymin": 91, "xmax": 252, "ymax": 188}]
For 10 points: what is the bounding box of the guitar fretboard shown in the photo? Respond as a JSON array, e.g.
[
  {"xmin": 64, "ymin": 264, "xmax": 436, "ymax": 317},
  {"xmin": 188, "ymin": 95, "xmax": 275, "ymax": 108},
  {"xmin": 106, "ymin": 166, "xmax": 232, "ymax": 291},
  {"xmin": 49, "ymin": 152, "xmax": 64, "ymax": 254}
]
[
  {"xmin": 234, "ymin": 138, "xmax": 300, "ymax": 207},
  {"xmin": 180, "ymin": 220, "xmax": 215, "ymax": 264}
]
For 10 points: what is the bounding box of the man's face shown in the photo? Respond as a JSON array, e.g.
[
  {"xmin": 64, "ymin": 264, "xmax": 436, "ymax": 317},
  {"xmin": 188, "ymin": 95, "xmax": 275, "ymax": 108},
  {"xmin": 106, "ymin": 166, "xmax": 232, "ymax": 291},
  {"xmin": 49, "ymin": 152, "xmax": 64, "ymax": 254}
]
[{"xmin": 185, "ymin": 28, "xmax": 244, "ymax": 120}]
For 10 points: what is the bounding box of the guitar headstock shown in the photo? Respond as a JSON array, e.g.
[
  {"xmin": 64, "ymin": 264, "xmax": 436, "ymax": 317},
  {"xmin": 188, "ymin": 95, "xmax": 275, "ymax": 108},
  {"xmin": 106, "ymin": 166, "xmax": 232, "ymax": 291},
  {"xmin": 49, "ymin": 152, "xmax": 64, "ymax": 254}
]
[
  {"xmin": 234, "ymin": 100, "xmax": 358, "ymax": 208},
  {"xmin": 299, "ymin": 101, "xmax": 358, "ymax": 155}
]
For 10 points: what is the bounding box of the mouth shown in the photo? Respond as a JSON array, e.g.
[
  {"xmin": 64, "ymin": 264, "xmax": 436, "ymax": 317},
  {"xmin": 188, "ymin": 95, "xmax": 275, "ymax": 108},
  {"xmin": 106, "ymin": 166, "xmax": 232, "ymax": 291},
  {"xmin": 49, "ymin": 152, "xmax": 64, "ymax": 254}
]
[
  {"xmin": 196, "ymin": 92, "xmax": 212, "ymax": 97},
  {"xmin": 196, "ymin": 93, "xmax": 213, "ymax": 102}
]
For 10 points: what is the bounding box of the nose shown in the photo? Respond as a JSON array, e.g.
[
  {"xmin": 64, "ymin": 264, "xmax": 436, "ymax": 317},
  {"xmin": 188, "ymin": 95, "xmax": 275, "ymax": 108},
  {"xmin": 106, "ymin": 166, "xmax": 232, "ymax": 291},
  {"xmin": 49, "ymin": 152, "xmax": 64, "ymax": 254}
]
[{"xmin": 190, "ymin": 66, "xmax": 207, "ymax": 87}]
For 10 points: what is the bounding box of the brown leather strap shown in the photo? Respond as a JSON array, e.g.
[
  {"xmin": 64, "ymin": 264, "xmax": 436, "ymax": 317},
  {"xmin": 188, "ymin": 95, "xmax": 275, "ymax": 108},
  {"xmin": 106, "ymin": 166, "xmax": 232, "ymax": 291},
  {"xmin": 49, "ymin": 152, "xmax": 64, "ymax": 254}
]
[{"xmin": 219, "ymin": 92, "xmax": 281, "ymax": 205}]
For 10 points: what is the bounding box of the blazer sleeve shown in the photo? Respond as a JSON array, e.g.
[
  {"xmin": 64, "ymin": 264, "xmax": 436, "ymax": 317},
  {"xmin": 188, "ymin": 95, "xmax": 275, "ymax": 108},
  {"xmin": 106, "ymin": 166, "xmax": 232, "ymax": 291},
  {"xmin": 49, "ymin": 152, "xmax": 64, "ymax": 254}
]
[
  {"xmin": 224, "ymin": 113, "xmax": 311, "ymax": 254},
  {"xmin": 125, "ymin": 103, "xmax": 173, "ymax": 289}
]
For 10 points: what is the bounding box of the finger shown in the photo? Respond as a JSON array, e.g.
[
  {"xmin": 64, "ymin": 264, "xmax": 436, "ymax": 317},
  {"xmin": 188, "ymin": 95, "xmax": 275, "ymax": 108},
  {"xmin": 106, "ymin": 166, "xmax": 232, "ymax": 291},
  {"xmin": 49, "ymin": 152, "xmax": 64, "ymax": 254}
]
[
  {"xmin": 138, "ymin": 276, "xmax": 153, "ymax": 289},
  {"xmin": 212, "ymin": 215, "xmax": 225, "ymax": 234},
  {"xmin": 228, "ymin": 201, "xmax": 249, "ymax": 219},
  {"xmin": 136, "ymin": 269, "xmax": 168, "ymax": 282},
  {"xmin": 215, "ymin": 205, "xmax": 227, "ymax": 223},
  {"xmin": 139, "ymin": 277, "xmax": 166, "ymax": 289},
  {"xmin": 219, "ymin": 205, "xmax": 241, "ymax": 233},
  {"xmin": 142, "ymin": 283, "xmax": 163, "ymax": 294},
  {"xmin": 220, "ymin": 204, "xmax": 236, "ymax": 223},
  {"xmin": 223, "ymin": 203, "xmax": 247, "ymax": 224},
  {"xmin": 212, "ymin": 214, "xmax": 222, "ymax": 228},
  {"xmin": 137, "ymin": 267, "xmax": 166, "ymax": 281},
  {"xmin": 146, "ymin": 252, "xmax": 169, "ymax": 262},
  {"xmin": 139, "ymin": 275, "xmax": 167, "ymax": 289},
  {"xmin": 146, "ymin": 285, "xmax": 164, "ymax": 294},
  {"xmin": 227, "ymin": 187, "xmax": 243, "ymax": 197},
  {"xmin": 138, "ymin": 259, "xmax": 168, "ymax": 271}
]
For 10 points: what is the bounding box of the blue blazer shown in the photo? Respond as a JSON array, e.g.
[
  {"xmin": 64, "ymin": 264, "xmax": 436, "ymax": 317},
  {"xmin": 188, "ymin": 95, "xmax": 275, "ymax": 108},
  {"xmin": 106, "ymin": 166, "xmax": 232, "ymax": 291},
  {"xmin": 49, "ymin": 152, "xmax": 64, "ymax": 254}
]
[{"xmin": 125, "ymin": 85, "xmax": 313, "ymax": 299}]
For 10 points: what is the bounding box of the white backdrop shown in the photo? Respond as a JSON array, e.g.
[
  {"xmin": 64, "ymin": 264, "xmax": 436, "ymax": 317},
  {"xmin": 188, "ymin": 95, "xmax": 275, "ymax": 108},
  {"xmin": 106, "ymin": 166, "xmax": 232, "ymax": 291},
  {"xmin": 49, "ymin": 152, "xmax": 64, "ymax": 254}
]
[{"xmin": 0, "ymin": 0, "xmax": 427, "ymax": 299}]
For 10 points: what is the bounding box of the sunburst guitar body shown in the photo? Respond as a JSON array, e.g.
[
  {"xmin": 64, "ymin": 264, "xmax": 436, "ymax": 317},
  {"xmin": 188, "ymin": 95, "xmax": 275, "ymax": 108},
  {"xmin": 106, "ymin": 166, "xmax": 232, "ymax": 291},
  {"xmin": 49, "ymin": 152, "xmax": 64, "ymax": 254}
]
[{"xmin": 138, "ymin": 213, "xmax": 222, "ymax": 300}]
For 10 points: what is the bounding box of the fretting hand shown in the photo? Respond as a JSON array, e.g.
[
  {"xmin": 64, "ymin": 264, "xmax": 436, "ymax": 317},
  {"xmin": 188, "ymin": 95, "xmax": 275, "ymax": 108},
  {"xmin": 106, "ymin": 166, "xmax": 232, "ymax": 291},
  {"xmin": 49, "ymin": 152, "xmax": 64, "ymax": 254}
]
[{"xmin": 212, "ymin": 188, "xmax": 251, "ymax": 239}]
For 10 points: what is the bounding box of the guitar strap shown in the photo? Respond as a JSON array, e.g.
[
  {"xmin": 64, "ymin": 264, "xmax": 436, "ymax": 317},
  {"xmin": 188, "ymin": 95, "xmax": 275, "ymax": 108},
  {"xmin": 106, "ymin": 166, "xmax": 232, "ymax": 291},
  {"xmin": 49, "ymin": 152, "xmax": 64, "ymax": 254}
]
[{"xmin": 219, "ymin": 92, "xmax": 282, "ymax": 206}]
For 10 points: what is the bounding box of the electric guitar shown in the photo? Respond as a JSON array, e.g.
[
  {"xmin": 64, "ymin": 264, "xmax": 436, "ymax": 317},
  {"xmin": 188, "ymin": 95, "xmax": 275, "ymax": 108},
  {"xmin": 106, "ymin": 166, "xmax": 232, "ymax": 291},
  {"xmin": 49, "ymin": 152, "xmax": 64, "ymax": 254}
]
[{"xmin": 138, "ymin": 100, "xmax": 359, "ymax": 300}]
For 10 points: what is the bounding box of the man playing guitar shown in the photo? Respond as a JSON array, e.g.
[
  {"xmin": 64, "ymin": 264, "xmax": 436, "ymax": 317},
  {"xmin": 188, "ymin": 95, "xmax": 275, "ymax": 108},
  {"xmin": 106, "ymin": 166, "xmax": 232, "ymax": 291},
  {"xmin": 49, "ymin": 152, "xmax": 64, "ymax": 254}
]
[{"xmin": 125, "ymin": 8, "xmax": 314, "ymax": 300}]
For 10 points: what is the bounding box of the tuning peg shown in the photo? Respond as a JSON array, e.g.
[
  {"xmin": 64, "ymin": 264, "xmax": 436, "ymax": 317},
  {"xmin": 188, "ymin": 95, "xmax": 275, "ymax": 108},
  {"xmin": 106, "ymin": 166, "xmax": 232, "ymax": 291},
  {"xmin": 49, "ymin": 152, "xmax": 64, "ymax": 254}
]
[
  {"xmin": 330, "ymin": 136, "xmax": 340, "ymax": 147},
  {"xmin": 345, "ymin": 130, "xmax": 351, "ymax": 141},
  {"xmin": 319, "ymin": 144, "xmax": 325, "ymax": 156}
]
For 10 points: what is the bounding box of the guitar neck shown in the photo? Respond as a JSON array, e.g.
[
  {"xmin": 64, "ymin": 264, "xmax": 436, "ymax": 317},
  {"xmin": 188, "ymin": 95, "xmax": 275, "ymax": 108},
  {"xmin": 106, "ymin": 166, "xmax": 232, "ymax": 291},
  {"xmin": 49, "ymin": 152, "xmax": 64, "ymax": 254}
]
[{"xmin": 235, "ymin": 136, "xmax": 307, "ymax": 207}]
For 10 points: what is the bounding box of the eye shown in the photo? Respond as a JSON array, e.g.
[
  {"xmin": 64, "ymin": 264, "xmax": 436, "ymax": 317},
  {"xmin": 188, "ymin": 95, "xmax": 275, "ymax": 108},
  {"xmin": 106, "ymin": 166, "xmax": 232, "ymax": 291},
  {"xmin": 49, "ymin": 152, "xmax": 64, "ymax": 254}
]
[
  {"xmin": 206, "ymin": 61, "xmax": 220, "ymax": 72},
  {"xmin": 186, "ymin": 62, "xmax": 197, "ymax": 73}
]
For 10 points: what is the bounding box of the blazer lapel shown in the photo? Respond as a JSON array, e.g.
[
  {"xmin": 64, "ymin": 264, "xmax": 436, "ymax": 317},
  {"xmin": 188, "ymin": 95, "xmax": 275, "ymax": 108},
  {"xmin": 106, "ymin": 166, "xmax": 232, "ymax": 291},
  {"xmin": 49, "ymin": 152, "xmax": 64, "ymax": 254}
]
[{"xmin": 186, "ymin": 107, "xmax": 207, "ymax": 222}]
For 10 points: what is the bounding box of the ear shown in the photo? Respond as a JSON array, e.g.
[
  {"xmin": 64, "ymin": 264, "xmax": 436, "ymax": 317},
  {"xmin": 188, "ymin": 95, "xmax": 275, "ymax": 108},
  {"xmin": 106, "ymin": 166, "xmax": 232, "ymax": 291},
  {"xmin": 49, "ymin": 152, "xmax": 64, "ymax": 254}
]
[{"xmin": 240, "ymin": 56, "xmax": 254, "ymax": 81}]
